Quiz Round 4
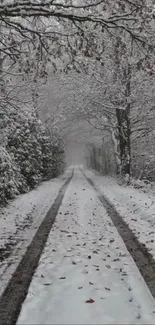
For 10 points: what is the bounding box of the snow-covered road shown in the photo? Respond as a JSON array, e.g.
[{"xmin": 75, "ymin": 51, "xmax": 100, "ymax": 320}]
[
  {"xmin": 0, "ymin": 168, "xmax": 72, "ymax": 296},
  {"xmin": 84, "ymin": 169, "xmax": 155, "ymax": 260},
  {"xmin": 17, "ymin": 168, "xmax": 155, "ymax": 324}
]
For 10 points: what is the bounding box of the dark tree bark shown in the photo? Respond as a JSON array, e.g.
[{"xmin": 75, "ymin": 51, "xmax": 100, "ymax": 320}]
[{"xmin": 114, "ymin": 36, "xmax": 132, "ymax": 176}]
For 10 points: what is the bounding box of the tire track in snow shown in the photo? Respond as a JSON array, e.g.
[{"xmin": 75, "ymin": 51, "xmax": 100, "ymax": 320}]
[
  {"xmin": 0, "ymin": 170, "xmax": 74, "ymax": 325},
  {"xmin": 16, "ymin": 168, "xmax": 155, "ymax": 324},
  {"xmin": 82, "ymin": 170, "xmax": 155, "ymax": 300}
]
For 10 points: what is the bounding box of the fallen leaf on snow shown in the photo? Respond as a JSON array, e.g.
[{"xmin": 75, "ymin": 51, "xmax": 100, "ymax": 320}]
[
  {"xmin": 44, "ymin": 283, "xmax": 52, "ymax": 286},
  {"xmin": 59, "ymin": 277, "xmax": 66, "ymax": 280},
  {"xmin": 85, "ymin": 298, "xmax": 95, "ymax": 303},
  {"xmin": 137, "ymin": 313, "xmax": 141, "ymax": 320},
  {"xmin": 105, "ymin": 287, "xmax": 111, "ymax": 291}
]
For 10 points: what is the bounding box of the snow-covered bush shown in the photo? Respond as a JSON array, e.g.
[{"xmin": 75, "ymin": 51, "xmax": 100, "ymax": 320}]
[
  {"xmin": 6, "ymin": 111, "xmax": 41, "ymax": 188},
  {"xmin": 0, "ymin": 147, "xmax": 27, "ymax": 204},
  {"xmin": 0, "ymin": 105, "xmax": 65, "ymax": 204}
]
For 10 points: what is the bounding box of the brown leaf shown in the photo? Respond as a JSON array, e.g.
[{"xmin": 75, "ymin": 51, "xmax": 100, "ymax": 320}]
[
  {"xmin": 105, "ymin": 287, "xmax": 110, "ymax": 291},
  {"xmin": 86, "ymin": 298, "xmax": 95, "ymax": 303},
  {"xmin": 122, "ymin": 272, "xmax": 127, "ymax": 276}
]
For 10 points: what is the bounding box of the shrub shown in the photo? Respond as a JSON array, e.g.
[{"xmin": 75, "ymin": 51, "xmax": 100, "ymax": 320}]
[{"xmin": 0, "ymin": 105, "xmax": 65, "ymax": 204}]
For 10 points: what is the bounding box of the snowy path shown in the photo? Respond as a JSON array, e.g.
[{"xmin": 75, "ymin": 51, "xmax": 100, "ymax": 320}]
[
  {"xmin": 84, "ymin": 169, "xmax": 155, "ymax": 260},
  {"xmin": 17, "ymin": 169, "xmax": 155, "ymax": 324},
  {"xmin": 0, "ymin": 168, "xmax": 72, "ymax": 296}
]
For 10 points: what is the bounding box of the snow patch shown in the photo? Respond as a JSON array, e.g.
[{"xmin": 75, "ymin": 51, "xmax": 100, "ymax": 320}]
[{"xmin": 18, "ymin": 169, "xmax": 155, "ymax": 324}]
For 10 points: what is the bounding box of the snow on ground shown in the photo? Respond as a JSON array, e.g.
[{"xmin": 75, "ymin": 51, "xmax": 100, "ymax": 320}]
[
  {"xmin": 18, "ymin": 169, "xmax": 155, "ymax": 324},
  {"xmin": 84, "ymin": 169, "xmax": 155, "ymax": 260},
  {"xmin": 0, "ymin": 168, "xmax": 72, "ymax": 295}
]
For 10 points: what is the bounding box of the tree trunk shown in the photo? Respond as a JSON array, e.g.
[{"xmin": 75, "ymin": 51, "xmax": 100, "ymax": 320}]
[
  {"xmin": 116, "ymin": 106, "xmax": 131, "ymax": 175},
  {"xmin": 110, "ymin": 126, "xmax": 121, "ymax": 174},
  {"xmin": 114, "ymin": 36, "xmax": 131, "ymax": 176}
]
